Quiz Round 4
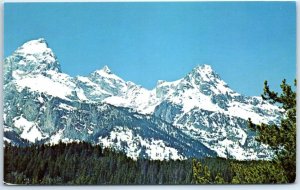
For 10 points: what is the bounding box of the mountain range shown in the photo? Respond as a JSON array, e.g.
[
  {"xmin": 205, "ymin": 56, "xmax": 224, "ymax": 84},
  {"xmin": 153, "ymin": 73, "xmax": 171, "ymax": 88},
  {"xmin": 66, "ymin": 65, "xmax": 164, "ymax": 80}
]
[{"xmin": 3, "ymin": 38, "xmax": 282, "ymax": 161}]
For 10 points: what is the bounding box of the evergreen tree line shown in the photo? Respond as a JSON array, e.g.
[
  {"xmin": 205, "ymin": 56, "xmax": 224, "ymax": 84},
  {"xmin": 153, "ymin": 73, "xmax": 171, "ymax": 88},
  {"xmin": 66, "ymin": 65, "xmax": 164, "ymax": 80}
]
[
  {"xmin": 4, "ymin": 142, "xmax": 193, "ymax": 185},
  {"xmin": 4, "ymin": 142, "xmax": 288, "ymax": 185},
  {"xmin": 192, "ymin": 158, "xmax": 287, "ymax": 184}
]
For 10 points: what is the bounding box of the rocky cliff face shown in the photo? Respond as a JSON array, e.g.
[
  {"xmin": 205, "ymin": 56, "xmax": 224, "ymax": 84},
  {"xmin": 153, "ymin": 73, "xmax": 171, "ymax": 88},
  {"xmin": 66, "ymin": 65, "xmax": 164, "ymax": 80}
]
[{"xmin": 3, "ymin": 38, "xmax": 282, "ymax": 160}]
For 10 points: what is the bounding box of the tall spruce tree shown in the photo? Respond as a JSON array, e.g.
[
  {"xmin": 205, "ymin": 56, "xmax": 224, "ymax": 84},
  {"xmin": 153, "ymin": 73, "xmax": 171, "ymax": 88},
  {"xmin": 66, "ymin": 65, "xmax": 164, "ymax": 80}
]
[{"xmin": 248, "ymin": 79, "xmax": 296, "ymax": 183}]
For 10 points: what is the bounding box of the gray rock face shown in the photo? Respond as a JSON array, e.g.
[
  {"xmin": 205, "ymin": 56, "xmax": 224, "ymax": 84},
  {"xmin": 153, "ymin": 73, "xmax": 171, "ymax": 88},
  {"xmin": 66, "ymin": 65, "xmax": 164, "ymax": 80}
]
[
  {"xmin": 3, "ymin": 39, "xmax": 282, "ymax": 160},
  {"xmin": 4, "ymin": 39, "xmax": 61, "ymax": 84}
]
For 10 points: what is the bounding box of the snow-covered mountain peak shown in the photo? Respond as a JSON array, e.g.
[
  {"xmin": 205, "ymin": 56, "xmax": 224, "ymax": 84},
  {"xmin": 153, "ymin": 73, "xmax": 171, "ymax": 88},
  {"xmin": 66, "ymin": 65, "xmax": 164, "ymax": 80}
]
[
  {"xmin": 90, "ymin": 66, "xmax": 125, "ymax": 85},
  {"xmin": 195, "ymin": 64, "xmax": 213, "ymax": 73},
  {"xmin": 190, "ymin": 64, "xmax": 213, "ymax": 75},
  {"xmin": 15, "ymin": 38, "xmax": 51, "ymax": 55},
  {"xmin": 101, "ymin": 65, "xmax": 112, "ymax": 74},
  {"xmin": 186, "ymin": 64, "xmax": 221, "ymax": 82},
  {"xmin": 92, "ymin": 65, "xmax": 118, "ymax": 78},
  {"xmin": 3, "ymin": 38, "xmax": 61, "ymax": 83}
]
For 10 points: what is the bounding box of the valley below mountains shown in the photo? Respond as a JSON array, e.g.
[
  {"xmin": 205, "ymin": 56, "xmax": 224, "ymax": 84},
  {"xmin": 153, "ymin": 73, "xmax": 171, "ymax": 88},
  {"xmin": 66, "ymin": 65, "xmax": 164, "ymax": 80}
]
[{"xmin": 3, "ymin": 38, "xmax": 283, "ymax": 161}]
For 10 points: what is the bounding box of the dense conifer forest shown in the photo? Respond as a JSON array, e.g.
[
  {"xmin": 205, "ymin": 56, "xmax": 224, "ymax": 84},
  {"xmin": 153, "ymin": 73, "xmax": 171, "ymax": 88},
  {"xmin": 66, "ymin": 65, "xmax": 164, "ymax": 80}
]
[
  {"xmin": 4, "ymin": 142, "xmax": 288, "ymax": 185},
  {"xmin": 4, "ymin": 142, "xmax": 193, "ymax": 184}
]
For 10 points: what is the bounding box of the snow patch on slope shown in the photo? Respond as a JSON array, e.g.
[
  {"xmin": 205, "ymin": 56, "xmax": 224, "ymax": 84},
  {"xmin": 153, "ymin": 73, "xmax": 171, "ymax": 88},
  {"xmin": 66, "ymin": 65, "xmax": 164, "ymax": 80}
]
[
  {"xmin": 48, "ymin": 129, "xmax": 65, "ymax": 145},
  {"xmin": 13, "ymin": 116, "xmax": 45, "ymax": 142},
  {"xmin": 98, "ymin": 126, "xmax": 185, "ymax": 160},
  {"xmin": 15, "ymin": 74, "xmax": 74, "ymax": 101}
]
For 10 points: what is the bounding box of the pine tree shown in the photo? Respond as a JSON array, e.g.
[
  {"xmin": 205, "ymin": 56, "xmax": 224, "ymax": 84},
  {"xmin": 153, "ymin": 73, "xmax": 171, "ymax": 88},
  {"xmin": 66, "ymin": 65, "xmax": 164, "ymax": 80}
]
[
  {"xmin": 231, "ymin": 176, "xmax": 240, "ymax": 184},
  {"xmin": 214, "ymin": 173, "xmax": 225, "ymax": 184},
  {"xmin": 248, "ymin": 79, "xmax": 296, "ymax": 183},
  {"xmin": 192, "ymin": 159, "xmax": 211, "ymax": 184}
]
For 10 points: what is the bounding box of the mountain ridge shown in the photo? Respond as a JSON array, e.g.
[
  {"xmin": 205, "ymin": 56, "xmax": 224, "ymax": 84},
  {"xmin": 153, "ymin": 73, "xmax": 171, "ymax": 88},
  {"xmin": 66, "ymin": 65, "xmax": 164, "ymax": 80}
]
[{"xmin": 3, "ymin": 39, "xmax": 282, "ymax": 161}]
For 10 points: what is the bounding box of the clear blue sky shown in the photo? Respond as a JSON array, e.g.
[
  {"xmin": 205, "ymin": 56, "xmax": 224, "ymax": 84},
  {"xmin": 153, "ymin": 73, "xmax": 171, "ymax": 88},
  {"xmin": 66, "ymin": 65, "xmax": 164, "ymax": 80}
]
[{"xmin": 4, "ymin": 2, "xmax": 296, "ymax": 96}]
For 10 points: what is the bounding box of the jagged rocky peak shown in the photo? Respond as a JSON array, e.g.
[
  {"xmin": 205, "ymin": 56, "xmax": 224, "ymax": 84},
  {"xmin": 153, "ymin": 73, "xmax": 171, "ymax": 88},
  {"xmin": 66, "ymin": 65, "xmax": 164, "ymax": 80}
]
[
  {"xmin": 102, "ymin": 65, "xmax": 112, "ymax": 74},
  {"xmin": 88, "ymin": 65, "xmax": 127, "ymax": 95},
  {"xmin": 155, "ymin": 64, "xmax": 223, "ymax": 96},
  {"xmin": 94, "ymin": 65, "xmax": 113, "ymax": 75},
  {"xmin": 15, "ymin": 38, "xmax": 50, "ymax": 55},
  {"xmin": 186, "ymin": 64, "xmax": 222, "ymax": 82},
  {"xmin": 90, "ymin": 65, "xmax": 113, "ymax": 77},
  {"xmin": 190, "ymin": 64, "xmax": 213, "ymax": 75},
  {"xmin": 90, "ymin": 65, "xmax": 125, "ymax": 83},
  {"xmin": 4, "ymin": 38, "xmax": 61, "ymax": 76},
  {"xmin": 195, "ymin": 64, "xmax": 213, "ymax": 72}
]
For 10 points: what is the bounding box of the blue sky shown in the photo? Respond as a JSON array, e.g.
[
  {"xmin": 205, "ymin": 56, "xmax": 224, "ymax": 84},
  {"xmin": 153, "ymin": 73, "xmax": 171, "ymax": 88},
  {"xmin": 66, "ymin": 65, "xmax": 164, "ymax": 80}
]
[{"xmin": 4, "ymin": 2, "xmax": 296, "ymax": 96}]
